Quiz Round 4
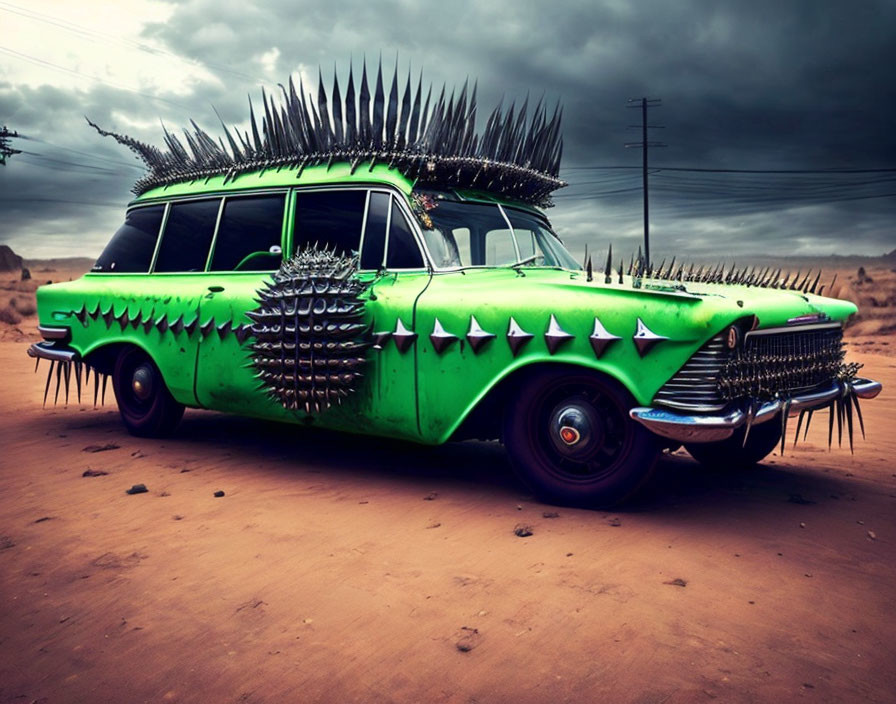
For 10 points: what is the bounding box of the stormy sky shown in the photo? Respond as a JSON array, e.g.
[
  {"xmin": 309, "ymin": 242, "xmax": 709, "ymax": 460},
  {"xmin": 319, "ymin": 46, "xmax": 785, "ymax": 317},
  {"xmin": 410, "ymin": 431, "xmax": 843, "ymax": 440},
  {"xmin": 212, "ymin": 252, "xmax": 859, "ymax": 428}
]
[{"xmin": 0, "ymin": 0, "xmax": 894, "ymax": 261}]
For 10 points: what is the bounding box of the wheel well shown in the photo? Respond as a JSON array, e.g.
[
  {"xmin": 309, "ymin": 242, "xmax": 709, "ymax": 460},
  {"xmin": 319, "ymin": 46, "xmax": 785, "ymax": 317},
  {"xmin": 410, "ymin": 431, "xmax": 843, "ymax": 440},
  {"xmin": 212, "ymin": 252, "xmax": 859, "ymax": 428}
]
[
  {"xmin": 83, "ymin": 343, "xmax": 129, "ymax": 376},
  {"xmin": 449, "ymin": 362, "xmax": 631, "ymax": 442}
]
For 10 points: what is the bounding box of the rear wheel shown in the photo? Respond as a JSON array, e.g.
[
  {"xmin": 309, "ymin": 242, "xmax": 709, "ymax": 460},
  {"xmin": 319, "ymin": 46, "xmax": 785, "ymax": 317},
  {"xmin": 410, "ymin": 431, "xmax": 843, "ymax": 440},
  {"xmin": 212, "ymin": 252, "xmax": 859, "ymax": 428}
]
[
  {"xmin": 685, "ymin": 419, "xmax": 782, "ymax": 469},
  {"xmin": 503, "ymin": 370, "xmax": 660, "ymax": 507},
  {"xmin": 112, "ymin": 347, "xmax": 184, "ymax": 437}
]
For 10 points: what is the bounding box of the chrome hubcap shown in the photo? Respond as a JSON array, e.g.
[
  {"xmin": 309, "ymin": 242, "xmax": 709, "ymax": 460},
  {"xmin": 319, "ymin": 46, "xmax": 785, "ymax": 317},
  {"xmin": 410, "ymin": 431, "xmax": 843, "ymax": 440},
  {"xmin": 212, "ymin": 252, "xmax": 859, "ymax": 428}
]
[
  {"xmin": 131, "ymin": 364, "xmax": 153, "ymax": 401},
  {"xmin": 549, "ymin": 403, "xmax": 603, "ymax": 459}
]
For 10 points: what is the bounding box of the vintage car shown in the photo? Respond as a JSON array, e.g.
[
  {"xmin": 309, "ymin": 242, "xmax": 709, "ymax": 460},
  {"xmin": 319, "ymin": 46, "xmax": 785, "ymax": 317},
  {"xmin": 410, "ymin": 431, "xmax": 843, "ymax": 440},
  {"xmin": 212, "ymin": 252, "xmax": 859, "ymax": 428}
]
[{"xmin": 29, "ymin": 64, "xmax": 881, "ymax": 506}]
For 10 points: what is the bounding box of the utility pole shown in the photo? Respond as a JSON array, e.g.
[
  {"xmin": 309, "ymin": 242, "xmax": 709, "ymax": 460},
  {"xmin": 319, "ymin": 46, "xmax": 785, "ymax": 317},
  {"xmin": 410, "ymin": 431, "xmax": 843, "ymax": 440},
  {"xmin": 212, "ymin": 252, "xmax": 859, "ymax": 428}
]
[
  {"xmin": 625, "ymin": 99, "xmax": 665, "ymax": 266},
  {"xmin": 0, "ymin": 126, "xmax": 21, "ymax": 166}
]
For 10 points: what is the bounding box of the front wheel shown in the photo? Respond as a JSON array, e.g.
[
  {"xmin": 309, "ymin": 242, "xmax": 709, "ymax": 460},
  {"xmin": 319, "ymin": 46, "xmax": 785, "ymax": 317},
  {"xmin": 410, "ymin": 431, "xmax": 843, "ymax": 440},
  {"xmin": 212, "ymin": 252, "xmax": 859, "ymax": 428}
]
[
  {"xmin": 685, "ymin": 419, "xmax": 782, "ymax": 469},
  {"xmin": 503, "ymin": 370, "xmax": 660, "ymax": 507},
  {"xmin": 112, "ymin": 347, "xmax": 185, "ymax": 437}
]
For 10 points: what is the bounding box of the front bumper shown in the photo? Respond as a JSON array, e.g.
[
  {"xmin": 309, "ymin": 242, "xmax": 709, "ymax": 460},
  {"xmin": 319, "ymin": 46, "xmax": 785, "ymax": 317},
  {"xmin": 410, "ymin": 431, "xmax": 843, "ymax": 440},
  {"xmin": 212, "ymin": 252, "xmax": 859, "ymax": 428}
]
[{"xmin": 630, "ymin": 377, "xmax": 882, "ymax": 443}]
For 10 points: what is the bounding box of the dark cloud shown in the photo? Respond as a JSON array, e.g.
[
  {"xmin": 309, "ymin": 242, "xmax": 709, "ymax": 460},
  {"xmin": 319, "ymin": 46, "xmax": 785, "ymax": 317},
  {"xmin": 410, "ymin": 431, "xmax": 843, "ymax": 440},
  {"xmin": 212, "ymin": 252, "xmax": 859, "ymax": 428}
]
[{"xmin": 1, "ymin": 0, "xmax": 893, "ymax": 260}]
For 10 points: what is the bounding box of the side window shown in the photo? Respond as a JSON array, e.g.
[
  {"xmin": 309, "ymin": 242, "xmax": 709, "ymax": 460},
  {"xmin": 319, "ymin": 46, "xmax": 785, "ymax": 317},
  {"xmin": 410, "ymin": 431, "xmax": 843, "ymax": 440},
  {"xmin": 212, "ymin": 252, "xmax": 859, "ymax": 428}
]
[
  {"xmin": 360, "ymin": 192, "xmax": 387, "ymax": 270},
  {"xmin": 154, "ymin": 199, "xmax": 221, "ymax": 273},
  {"xmin": 293, "ymin": 190, "xmax": 366, "ymax": 256},
  {"xmin": 209, "ymin": 194, "xmax": 285, "ymax": 271},
  {"xmin": 92, "ymin": 205, "xmax": 164, "ymax": 273},
  {"xmin": 386, "ymin": 201, "xmax": 424, "ymax": 269}
]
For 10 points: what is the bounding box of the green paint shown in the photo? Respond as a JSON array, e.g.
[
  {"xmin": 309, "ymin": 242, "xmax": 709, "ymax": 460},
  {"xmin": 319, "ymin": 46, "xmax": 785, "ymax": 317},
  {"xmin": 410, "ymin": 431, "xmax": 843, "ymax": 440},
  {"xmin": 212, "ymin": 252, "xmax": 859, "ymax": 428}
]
[{"xmin": 35, "ymin": 165, "xmax": 858, "ymax": 445}]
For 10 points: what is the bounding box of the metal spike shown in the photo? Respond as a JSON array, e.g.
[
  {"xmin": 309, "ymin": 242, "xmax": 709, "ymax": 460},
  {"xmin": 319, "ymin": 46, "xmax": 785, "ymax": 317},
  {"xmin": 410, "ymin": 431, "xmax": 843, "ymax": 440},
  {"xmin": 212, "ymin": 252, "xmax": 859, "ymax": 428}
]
[
  {"xmin": 803, "ymin": 409, "xmax": 814, "ymax": 441},
  {"xmin": 43, "ymin": 360, "xmax": 55, "ymax": 407},
  {"xmin": 101, "ymin": 374, "xmax": 108, "ymax": 406},
  {"xmin": 544, "ymin": 314, "xmax": 574, "ymax": 355},
  {"xmin": 852, "ymin": 390, "xmax": 866, "ymax": 439},
  {"xmin": 589, "ymin": 317, "xmax": 621, "ymax": 358},
  {"xmin": 506, "ymin": 317, "xmax": 534, "ymax": 357},
  {"xmin": 62, "ymin": 362, "xmax": 71, "ymax": 405},
  {"xmin": 74, "ymin": 361, "xmax": 82, "ymax": 403},
  {"xmin": 604, "ymin": 244, "xmax": 613, "ymax": 284},
  {"xmin": 392, "ymin": 318, "xmax": 417, "ymax": 353},
  {"xmin": 742, "ymin": 400, "xmax": 757, "ymax": 447},
  {"xmin": 836, "ymin": 392, "xmax": 843, "ymax": 448},
  {"xmin": 779, "ymin": 400, "xmax": 791, "ymax": 456},
  {"xmin": 586, "ymin": 255, "xmax": 592, "ymax": 282},
  {"xmin": 793, "ymin": 409, "xmax": 806, "ymax": 448},
  {"xmin": 844, "ymin": 392, "xmax": 854, "ymax": 454},
  {"xmin": 633, "ymin": 318, "xmax": 668, "ymax": 357},
  {"xmin": 467, "ymin": 315, "xmax": 496, "ymax": 353},
  {"xmin": 827, "ymin": 402, "xmax": 835, "ymax": 450},
  {"xmin": 808, "ymin": 270, "xmax": 821, "ymax": 294},
  {"xmin": 429, "ymin": 318, "xmax": 459, "ymax": 354},
  {"xmin": 54, "ymin": 360, "xmax": 63, "ymax": 406}
]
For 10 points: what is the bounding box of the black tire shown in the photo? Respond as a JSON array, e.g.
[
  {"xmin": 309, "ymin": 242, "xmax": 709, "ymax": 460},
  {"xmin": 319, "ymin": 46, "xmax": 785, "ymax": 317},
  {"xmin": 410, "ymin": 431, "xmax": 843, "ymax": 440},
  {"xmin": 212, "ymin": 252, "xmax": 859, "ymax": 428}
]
[
  {"xmin": 503, "ymin": 369, "xmax": 660, "ymax": 508},
  {"xmin": 112, "ymin": 347, "xmax": 184, "ymax": 437},
  {"xmin": 685, "ymin": 419, "xmax": 782, "ymax": 469}
]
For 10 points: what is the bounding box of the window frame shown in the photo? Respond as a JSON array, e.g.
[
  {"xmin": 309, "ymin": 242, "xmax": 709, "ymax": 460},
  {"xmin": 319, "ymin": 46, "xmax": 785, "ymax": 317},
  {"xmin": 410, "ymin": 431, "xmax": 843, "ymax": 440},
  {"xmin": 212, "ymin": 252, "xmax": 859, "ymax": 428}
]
[
  {"xmin": 290, "ymin": 184, "xmax": 430, "ymax": 273},
  {"xmin": 87, "ymin": 203, "xmax": 167, "ymax": 276},
  {"xmin": 204, "ymin": 192, "xmax": 290, "ymax": 274},
  {"xmin": 94, "ymin": 182, "xmax": 434, "ymax": 277}
]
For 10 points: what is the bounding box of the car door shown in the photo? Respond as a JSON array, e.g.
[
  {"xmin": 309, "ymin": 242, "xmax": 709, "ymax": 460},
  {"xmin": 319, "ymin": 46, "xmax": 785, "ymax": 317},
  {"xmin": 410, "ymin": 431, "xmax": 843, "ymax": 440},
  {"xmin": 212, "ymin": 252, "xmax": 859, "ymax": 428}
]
[
  {"xmin": 195, "ymin": 186, "xmax": 431, "ymax": 441},
  {"xmin": 194, "ymin": 191, "xmax": 290, "ymax": 416}
]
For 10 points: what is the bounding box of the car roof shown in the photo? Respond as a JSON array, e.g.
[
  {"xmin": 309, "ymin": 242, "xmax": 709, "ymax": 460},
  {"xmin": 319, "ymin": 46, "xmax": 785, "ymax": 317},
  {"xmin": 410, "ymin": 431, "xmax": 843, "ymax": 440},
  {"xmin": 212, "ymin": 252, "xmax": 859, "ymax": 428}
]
[{"xmin": 132, "ymin": 162, "xmax": 416, "ymax": 204}]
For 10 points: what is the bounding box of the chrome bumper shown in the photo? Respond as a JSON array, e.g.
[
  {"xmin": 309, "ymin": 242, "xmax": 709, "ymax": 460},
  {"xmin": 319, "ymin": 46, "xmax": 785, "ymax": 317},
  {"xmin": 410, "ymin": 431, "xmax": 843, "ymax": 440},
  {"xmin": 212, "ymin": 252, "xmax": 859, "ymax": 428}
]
[
  {"xmin": 27, "ymin": 341, "xmax": 79, "ymax": 363},
  {"xmin": 631, "ymin": 377, "xmax": 882, "ymax": 443}
]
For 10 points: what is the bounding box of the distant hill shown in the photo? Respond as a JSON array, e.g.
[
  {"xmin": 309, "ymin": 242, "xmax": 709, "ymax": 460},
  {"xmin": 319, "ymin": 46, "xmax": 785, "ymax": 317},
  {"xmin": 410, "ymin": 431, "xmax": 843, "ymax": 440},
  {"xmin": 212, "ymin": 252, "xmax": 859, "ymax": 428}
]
[{"xmin": 0, "ymin": 244, "xmax": 23, "ymax": 272}]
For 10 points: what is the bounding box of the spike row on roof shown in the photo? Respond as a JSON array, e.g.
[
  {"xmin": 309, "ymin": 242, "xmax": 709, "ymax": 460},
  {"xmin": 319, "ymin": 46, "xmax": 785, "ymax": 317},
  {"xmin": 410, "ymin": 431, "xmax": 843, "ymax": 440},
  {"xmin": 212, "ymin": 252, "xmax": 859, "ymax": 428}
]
[
  {"xmin": 587, "ymin": 246, "xmax": 828, "ymax": 294},
  {"xmin": 87, "ymin": 58, "xmax": 566, "ymax": 206}
]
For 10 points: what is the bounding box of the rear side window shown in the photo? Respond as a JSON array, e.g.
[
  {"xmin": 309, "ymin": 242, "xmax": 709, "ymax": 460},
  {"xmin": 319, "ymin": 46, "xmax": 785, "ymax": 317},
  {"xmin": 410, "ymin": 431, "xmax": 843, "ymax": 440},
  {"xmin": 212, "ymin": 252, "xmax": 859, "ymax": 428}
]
[
  {"xmin": 154, "ymin": 199, "xmax": 221, "ymax": 273},
  {"xmin": 210, "ymin": 194, "xmax": 285, "ymax": 271},
  {"xmin": 92, "ymin": 205, "xmax": 164, "ymax": 273},
  {"xmin": 293, "ymin": 190, "xmax": 366, "ymax": 257}
]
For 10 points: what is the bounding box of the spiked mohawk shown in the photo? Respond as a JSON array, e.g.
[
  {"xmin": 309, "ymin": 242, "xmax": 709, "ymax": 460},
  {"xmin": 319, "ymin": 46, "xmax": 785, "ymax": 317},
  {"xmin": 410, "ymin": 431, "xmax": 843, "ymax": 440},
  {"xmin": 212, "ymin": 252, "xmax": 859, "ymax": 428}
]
[{"xmin": 87, "ymin": 59, "xmax": 566, "ymax": 206}]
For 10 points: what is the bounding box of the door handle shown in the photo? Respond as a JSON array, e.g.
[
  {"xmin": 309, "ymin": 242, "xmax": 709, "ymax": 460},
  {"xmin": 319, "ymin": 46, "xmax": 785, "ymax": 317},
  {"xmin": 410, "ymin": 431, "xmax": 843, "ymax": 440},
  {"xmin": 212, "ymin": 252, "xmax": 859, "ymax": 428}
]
[{"xmin": 207, "ymin": 285, "xmax": 225, "ymax": 293}]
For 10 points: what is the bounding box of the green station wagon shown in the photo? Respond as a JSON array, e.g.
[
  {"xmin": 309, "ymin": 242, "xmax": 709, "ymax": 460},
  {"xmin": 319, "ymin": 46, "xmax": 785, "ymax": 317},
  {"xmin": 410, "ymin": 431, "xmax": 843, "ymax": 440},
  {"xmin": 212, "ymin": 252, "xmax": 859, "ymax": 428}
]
[{"xmin": 30, "ymin": 64, "xmax": 881, "ymax": 506}]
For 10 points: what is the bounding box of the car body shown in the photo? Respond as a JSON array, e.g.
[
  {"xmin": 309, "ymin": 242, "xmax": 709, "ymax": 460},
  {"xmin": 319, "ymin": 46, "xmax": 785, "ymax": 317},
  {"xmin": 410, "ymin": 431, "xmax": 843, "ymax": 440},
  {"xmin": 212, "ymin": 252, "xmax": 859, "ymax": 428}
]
[{"xmin": 29, "ymin": 65, "xmax": 882, "ymax": 506}]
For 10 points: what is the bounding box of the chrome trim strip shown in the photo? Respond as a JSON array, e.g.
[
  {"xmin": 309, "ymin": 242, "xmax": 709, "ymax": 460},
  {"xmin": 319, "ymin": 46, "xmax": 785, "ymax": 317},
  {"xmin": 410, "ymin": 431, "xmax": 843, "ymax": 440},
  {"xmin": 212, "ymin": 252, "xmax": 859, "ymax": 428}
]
[
  {"xmin": 27, "ymin": 342, "xmax": 78, "ymax": 363},
  {"xmin": 745, "ymin": 322, "xmax": 841, "ymax": 339},
  {"xmin": 38, "ymin": 325, "xmax": 70, "ymax": 341}
]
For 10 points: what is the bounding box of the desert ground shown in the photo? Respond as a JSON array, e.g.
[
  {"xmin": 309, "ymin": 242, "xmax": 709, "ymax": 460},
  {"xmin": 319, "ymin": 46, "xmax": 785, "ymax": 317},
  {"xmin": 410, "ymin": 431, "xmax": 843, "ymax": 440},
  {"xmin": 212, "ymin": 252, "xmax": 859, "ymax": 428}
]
[{"xmin": 1, "ymin": 257, "xmax": 895, "ymax": 703}]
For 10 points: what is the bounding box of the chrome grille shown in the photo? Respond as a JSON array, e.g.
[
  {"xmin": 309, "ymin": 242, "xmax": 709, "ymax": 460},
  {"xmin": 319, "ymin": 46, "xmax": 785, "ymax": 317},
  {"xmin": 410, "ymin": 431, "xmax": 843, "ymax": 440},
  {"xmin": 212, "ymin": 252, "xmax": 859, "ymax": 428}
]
[
  {"xmin": 719, "ymin": 324, "xmax": 844, "ymax": 400},
  {"xmin": 653, "ymin": 333, "xmax": 730, "ymax": 411},
  {"xmin": 654, "ymin": 322, "xmax": 845, "ymax": 412}
]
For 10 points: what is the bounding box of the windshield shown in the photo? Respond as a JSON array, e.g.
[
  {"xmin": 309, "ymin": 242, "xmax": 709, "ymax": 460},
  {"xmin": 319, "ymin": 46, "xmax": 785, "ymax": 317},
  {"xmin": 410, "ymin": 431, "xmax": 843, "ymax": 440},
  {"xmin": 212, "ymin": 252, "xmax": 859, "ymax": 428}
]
[{"xmin": 412, "ymin": 191, "xmax": 580, "ymax": 270}]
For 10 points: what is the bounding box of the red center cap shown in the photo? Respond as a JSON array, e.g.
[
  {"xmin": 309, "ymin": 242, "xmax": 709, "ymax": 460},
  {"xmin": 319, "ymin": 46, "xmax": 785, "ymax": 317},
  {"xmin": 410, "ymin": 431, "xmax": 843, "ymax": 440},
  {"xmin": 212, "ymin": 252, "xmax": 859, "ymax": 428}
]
[{"xmin": 559, "ymin": 426, "xmax": 581, "ymax": 445}]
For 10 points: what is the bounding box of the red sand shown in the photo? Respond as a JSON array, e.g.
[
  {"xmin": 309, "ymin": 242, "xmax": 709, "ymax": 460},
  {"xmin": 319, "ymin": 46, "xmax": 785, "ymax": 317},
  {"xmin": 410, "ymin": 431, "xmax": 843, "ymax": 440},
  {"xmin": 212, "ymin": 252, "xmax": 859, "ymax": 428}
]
[{"xmin": 1, "ymin": 340, "xmax": 894, "ymax": 703}]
